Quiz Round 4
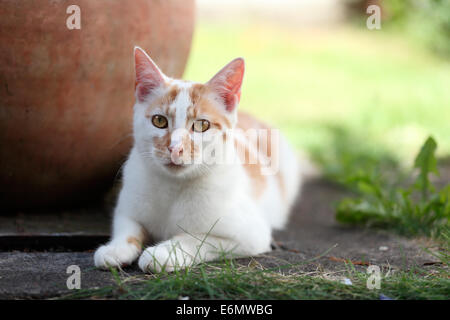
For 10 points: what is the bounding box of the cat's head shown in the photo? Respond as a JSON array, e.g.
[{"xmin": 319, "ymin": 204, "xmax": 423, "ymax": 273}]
[{"xmin": 132, "ymin": 47, "xmax": 244, "ymax": 177}]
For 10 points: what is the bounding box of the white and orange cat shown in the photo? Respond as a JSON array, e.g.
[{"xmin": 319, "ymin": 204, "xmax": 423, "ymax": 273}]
[{"xmin": 94, "ymin": 47, "xmax": 302, "ymax": 272}]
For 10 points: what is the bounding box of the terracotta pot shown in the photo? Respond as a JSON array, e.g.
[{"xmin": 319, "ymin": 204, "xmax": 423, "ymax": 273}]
[{"xmin": 0, "ymin": 0, "xmax": 195, "ymax": 210}]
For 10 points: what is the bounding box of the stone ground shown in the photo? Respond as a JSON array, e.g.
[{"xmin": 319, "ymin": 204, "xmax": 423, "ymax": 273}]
[{"xmin": 0, "ymin": 178, "xmax": 442, "ymax": 299}]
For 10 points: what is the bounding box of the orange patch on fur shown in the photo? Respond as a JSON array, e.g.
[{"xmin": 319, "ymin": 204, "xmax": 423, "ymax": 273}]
[
  {"xmin": 127, "ymin": 236, "xmax": 142, "ymax": 249},
  {"xmin": 153, "ymin": 131, "xmax": 171, "ymax": 150},
  {"xmin": 236, "ymin": 111, "xmax": 286, "ymax": 200},
  {"xmin": 189, "ymin": 84, "xmax": 232, "ymax": 129},
  {"xmin": 145, "ymin": 85, "xmax": 180, "ymax": 118},
  {"xmin": 127, "ymin": 228, "xmax": 148, "ymax": 251},
  {"xmin": 166, "ymin": 85, "xmax": 180, "ymax": 104},
  {"xmin": 234, "ymin": 138, "xmax": 267, "ymax": 199},
  {"xmin": 181, "ymin": 130, "xmax": 198, "ymax": 163},
  {"xmin": 189, "ymin": 83, "xmax": 205, "ymax": 106}
]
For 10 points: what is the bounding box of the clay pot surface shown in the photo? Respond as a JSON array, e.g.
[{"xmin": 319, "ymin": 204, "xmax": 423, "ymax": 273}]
[{"xmin": 0, "ymin": 0, "xmax": 195, "ymax": 209}]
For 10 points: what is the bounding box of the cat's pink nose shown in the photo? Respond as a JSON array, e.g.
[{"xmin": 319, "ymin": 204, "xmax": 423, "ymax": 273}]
[{"xmin": 168, "ymin": 145, "xmax": 183, "ymax": 157}]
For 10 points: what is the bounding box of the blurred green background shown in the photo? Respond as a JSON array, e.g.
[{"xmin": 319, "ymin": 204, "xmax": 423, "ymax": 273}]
[{"xmin": 184, "ymin": 0, "xmax": 450, "ymax": 179}]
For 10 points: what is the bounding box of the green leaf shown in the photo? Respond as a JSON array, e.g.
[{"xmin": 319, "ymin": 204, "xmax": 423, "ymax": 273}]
[
  {"xmin": 334, "ymin": 135, "xmax": 449, "ymax": 239},
  {"xmin": 413, "ymin": 136, "xmax": 438, "ymax": 200}
]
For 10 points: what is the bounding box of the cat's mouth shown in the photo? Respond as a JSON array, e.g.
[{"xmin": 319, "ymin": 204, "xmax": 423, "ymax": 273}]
[{"xmin": 164, "ymin": 161, "xmax": 186, "ymax": 170}]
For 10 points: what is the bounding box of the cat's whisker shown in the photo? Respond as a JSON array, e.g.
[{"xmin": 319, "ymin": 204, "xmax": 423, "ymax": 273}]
[
  {"xmin": 113, "ymin": 159, "xmax": 128, "ymax": 182},
  {"xmin": 108, "ymin": 131, "xmax": 134, "ymax": 150}
]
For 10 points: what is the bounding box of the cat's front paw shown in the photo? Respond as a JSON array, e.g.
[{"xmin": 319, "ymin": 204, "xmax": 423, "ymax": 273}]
[
  {"xmin": 94, "ymin": 242, "xmax": 141, "ymax": 269},
  {"xmin": 138, "ymin": 244, "xmax": 193, "ymax": 273}
]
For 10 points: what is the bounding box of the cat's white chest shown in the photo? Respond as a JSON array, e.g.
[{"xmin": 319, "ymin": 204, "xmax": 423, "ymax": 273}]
[
  {"xmin": 129, "ymin": 164, "xmax": 246, "ymax": 241},
  {"xmin": 134, "ymin": 177, "xmax": 185, "ymax": 240}
]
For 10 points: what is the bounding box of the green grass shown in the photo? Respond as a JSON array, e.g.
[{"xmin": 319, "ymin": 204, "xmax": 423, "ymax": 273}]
[
  {"xmin": 62, "ymin": 232, "xmax": 450, "ymax": 301},
  {"xmin": 63, "ymin": 255, "xmax": 449, "ymax": 300}
]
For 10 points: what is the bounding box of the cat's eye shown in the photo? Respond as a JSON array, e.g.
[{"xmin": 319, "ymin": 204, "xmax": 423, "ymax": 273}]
[
  {"xmin": 193, "ymin": 119, "xmax": 210, "ymax": 132},
  {"xmin": 151, "ymin": 115, "xmax": 168, "ymax": 129}
]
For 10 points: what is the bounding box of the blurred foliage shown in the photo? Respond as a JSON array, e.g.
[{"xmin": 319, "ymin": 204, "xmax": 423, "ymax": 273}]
[
  {"xmin": 310, "ymin": 124, "xmax": 400, "ymax": 187},
  {"xmin": 186, "ymin": 22, "xmax": 450, "ymax": 168},
  {"xmin": 345, "ymin": 0, "xmax": 450, "ymax": 58},
  {"xmin": 336, "ymin": 136, "xmax": 450, "ymax": 239}
]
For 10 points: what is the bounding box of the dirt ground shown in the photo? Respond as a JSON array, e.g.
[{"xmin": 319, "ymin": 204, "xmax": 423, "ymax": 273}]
[{"xmin": 0, "ymin": 178, "xmax": 441, "ymax": 299}]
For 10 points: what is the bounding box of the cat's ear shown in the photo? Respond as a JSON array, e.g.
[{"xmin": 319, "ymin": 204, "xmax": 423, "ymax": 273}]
[
  {"xmin": 134, "ymin": 46, "xmax": 165, "ymax": 102},
  {"xmin": 206, "ymin": 58, "xmax": 245, "ymax": 112}
]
